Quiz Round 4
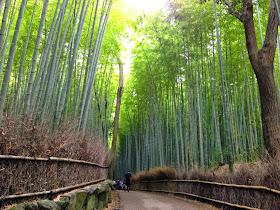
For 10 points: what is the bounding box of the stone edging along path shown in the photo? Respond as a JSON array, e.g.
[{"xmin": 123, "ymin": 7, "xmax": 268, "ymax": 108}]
[{"xmin": 7, "ymin": 180, "xmax": 113, "ymax": 210}]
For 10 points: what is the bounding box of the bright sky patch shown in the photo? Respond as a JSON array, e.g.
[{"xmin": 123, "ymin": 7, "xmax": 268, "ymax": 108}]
[{"xmin": 123, "ymin": 0, "xmax": 166, "ymax": 13}]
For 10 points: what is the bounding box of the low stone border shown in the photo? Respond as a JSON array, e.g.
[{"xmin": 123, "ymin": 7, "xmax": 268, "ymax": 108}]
[{"xmin": 7, "ymin": 180, "xmax": 113, "ymax": 210}]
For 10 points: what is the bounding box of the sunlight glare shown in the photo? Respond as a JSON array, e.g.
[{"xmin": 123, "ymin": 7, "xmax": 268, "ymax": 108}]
[{"xmin": 124, "ymin": 0, "xmax": 167, "ymax": 12}]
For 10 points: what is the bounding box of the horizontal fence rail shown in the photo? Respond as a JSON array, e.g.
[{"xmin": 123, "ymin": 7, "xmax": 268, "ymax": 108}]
[
  {"xmin": 1, "ymin": 179, "xmax": 106, "ymax": 201},
  {"xmin": 141, "ymin": 189, "xmax": 259, "ymax": 210},
  {"xmin": 0, "ymin": 155, "xmax": 109, "ymax": 207},
  {"xmin": 0, "ymin": 155, "xmax": 109, "ymax": 168},
  {"xmin": 139, "ymin": 180, "xmax": 280, "ymax": 195},
  {"xmin": 132, "ymin": 180, "xmax": 280, "ymax": 209}
]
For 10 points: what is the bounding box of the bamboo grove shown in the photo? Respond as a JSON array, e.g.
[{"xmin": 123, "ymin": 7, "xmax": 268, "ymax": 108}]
[
  {"xmin": 0, "ymin": 0, "xmax": 129, "ymax": 144},
  {"xmin": 115, "ymin": 0, "xmax": 272, "ymax": 178},
  {"xmin": 0, "ymin": 0, "xmax": 277, "ymax": 180}
]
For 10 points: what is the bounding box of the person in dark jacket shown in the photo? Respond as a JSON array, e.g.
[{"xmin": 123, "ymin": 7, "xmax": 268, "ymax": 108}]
[{"xmin": 125, "ymin": 170, "xmax": 132, "ymax": 192}]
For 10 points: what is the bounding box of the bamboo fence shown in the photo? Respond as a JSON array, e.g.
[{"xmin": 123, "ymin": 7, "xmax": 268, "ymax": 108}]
[
  {"xmin": 132, "ymin": 180, "xmax": 280, "ymax": 209},
  {"xmin": 0, "ymin": 155, "xmax": 109, "ymax": 207}
]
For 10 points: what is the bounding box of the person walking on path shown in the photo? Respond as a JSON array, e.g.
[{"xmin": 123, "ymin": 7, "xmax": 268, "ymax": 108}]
[{"xmin": 125, "ymin": 170, "xmax": 132, "ymax": 192}]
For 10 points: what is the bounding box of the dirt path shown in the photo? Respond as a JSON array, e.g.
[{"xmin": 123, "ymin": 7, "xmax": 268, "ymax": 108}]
[{"xmin": 119, "ymin": 190, "xmax": 218, "ymax": 210}]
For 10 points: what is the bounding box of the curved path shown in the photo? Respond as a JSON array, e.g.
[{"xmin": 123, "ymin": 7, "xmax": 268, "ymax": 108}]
[{"xmin": 119, "ymin": 190, "xmax": 218, "ymax": 210}]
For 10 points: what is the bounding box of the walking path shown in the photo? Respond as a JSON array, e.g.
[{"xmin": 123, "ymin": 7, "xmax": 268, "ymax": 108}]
[{"xmin": 118, "ymin": 190, "xmax": 218, "ymax": 210}]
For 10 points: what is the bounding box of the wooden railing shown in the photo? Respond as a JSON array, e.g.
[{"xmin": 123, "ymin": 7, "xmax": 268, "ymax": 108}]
[
  {"xmin": 132, "ymin": 180, "xmax": 280, "ymax": 209},
  {"xmin": 0, "ymin": 155, "xmax": 109, "ymax": 207}
]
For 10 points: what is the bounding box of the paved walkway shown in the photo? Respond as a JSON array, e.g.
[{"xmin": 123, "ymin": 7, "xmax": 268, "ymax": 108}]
[{"xmin": 118, "ymin": 190, "xmax": 218, "ymax": 210}]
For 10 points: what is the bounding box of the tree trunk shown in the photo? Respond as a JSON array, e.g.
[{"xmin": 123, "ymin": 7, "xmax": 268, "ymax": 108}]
[
  {"xmin": 254, "ymin": 57, "xmax": 280, "ymax": 156},
  {"xmin": 224, "ymin": 0, "xmax": 280, "ymax": 157},
  {"xmin": 244, "ymin": 0, "xmax": 280, "ymax": 156},
  {"xmin": 0, "ymin": 0, "xmax": 10, "ymax": 60},
  {"xmin": 0, "ymin": 0, "xmax": 27, "ymax": 120},
  {"xmin": 24, "ymin": 0, "xmax": 49, "ymax": 114},
  {"xmin": 109, "ymin": 56, "xmax": 124, "ymax": 179},
  {"xmin": 14, "ymin": 0, "xmax": 38, "ymax": 112}
]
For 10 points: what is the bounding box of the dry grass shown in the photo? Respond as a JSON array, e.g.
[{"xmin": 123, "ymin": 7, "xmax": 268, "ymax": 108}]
[
  {"xmin": 131, "ymin": 158, "xmax": 280, "ymax": 209},
  {"xmin": 0, "ymin": 115, "xmax": 113, "ymax": 207},
  {"xmin": 132, "ymin": 167, "xmax": 177, "ymax": 182},
  {"xmin": 0, "ymin": 115, "xmax": 113, "ymax": 166},
  {"xmin": 179, "ymin": 158, "xmax": 280, "ymax": 191},
  {"xmin": 132, "ymin": 157, "xmax": 280, "ymax": 191},
  {"xmin": 104, "ymin": 190, "xmax": 122, "ymax": 210}
]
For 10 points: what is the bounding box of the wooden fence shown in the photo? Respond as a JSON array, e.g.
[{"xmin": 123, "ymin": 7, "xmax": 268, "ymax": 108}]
[
  {"xmin": 132, "ymin": 180, "xmax": 280, "ymax": 209},
  {"xmin": 0, "ymin": 155, "xmax": 109, "ymax": 207}
]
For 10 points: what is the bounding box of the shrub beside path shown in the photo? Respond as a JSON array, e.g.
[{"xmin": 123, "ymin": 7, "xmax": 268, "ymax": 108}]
[{"xmin": 119, "ymin": 190, "xmax": 218, "ymax": 210}]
